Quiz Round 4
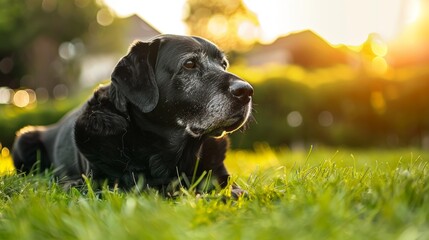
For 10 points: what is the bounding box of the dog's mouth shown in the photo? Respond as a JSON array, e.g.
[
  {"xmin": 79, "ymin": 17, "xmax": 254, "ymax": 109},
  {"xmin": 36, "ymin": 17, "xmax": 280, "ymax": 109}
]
[
  {"xmin": 183, "ymin": 107, "xmax": 251, "ymax": 138},
  {"xmin": 177, "ymin": 100, "xmax": 252, "ymax": 138},
  {"xmin": 185, "ymin": 116, "xmax": 245, "ymax": 138},
  {"xmin": 209, "ymin": 116, "xmax": 247, "ymax": 137},
  {"xmin": 222, "ymin": 116, "xmax": 248, "ymax": 133}
]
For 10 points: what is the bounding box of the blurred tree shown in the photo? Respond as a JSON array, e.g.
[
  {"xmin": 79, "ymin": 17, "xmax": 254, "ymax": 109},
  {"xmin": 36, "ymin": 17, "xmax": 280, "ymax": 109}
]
[
  {"xmin": 0, "ymin": 0, "xmax": 98, "ymax": 51},
  {"xmin": 0, "ymin": 0, "xmax": 124, "ymax": 92},
  {"xmin": 183, "ymin": 0, "xmax": 260, "ymax": 52}
]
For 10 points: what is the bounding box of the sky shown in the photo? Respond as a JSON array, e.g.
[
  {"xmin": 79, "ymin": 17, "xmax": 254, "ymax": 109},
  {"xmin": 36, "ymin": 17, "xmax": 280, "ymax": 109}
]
[{"xmin": 103, "ymin": 0, "xmax": 421, "ymax": 46}]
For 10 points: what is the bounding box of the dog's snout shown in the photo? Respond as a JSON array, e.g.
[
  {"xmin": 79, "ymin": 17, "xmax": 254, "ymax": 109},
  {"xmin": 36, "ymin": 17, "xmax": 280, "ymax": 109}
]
[{"xmin": 229, "ymin": 80, "xmax": 253, "ymax": 103}]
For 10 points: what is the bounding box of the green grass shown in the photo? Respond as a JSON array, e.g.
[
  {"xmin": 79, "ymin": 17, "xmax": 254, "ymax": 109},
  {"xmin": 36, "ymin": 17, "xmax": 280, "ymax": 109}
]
[{"xmin": 1, "ymin": 145, "xmax": 429, "ymax": 239}]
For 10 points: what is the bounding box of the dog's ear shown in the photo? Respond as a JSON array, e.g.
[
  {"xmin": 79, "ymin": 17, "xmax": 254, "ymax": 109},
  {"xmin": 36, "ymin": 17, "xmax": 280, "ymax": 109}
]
[{"xmin": 111, "ymin": 39, "xmax": 160, "ymax": 113}]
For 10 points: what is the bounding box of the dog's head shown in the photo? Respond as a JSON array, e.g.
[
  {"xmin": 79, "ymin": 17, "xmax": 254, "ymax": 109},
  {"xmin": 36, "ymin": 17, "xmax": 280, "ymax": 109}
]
[{"xmin": 111, "ymin": 34, "xmax": 253, "ymax": 138}]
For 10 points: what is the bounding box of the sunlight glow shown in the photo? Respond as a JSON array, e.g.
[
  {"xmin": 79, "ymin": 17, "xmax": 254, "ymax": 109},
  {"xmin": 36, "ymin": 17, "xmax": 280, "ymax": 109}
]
[
  {"xmin": 405, "ymin": 0, "xmax": 421, "ymax": 23},
  {"xmin": 102, "ymin": 0, "xmax": 135, "ymax": 17},
  {"xmin": 103, "ymin": 0, "xmax": 420, "ymax": 46},
  {"xmin": 103, "ymin": 0, "xmax": 187, "ymax": 34},
  {"xmin": 245, "ymin": 0, "xmax": 407, "ymax": 45}
]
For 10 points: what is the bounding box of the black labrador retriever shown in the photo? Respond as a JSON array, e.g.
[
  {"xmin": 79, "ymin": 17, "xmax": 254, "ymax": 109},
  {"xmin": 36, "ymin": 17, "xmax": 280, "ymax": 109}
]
[{"xmin": 12, "ymin": 34, "xmax": 253, "ymax": 195}]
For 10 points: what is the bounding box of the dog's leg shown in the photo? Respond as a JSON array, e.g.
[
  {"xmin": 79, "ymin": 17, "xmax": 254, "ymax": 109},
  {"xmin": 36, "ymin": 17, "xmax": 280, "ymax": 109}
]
[
  {"xmin": 198, "ymin": 137, "xmax": 246, "ymax": 197},
  {"xmin": 73, "ymin": 90, "xmax": 131, "ymax": 187}
]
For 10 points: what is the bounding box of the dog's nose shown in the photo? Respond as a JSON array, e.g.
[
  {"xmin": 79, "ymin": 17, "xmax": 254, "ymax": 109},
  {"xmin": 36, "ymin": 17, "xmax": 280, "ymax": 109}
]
[{"xmin": 229, "ymin": 80, "xmax": 253, "ymax": 104}]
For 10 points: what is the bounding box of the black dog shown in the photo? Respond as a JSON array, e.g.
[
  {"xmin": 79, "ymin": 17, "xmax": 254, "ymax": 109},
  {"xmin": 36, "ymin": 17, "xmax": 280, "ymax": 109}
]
[{"xmin": 12, "ymin": 34, "xmax": 253, "ymax": 195}]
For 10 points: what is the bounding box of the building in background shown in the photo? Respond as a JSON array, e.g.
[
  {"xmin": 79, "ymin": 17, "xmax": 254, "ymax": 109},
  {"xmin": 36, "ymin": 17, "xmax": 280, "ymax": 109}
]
[
  {"xmin": 79, "ymin": 15, "xmax": 160, "ymax": 88},
  {"xmin": 0, "ymin": 12, "xmax": 160, "ymax": 106}
]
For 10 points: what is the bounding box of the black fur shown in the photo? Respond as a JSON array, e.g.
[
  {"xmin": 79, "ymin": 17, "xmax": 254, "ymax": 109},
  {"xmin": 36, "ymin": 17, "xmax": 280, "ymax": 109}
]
[{"xmin": 12, "ymin": 35, "xmax": 253, "ymax": 195}]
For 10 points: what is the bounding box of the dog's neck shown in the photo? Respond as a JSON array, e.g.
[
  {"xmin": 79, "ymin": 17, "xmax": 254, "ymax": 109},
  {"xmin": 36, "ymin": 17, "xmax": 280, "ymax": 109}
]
[
  {"xmin": 128, "ymin": 104, "xmax": 207, "ymax": 176},
  {"xmin": 129, "ymin": 104, "xmax": 188, "ymax": 140}
]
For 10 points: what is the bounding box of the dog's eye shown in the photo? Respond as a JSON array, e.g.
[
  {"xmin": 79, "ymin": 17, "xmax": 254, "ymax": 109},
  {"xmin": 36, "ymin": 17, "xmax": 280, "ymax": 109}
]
[{"xmin": 184, "ymin": 60, "xmax": 196, "ymax": 69}]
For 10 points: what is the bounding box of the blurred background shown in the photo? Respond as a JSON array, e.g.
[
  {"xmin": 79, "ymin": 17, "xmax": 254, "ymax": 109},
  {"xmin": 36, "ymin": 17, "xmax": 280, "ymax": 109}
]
[{"xmin": 1, "ymin": 0, "xmax": 429, "ymax": 151}]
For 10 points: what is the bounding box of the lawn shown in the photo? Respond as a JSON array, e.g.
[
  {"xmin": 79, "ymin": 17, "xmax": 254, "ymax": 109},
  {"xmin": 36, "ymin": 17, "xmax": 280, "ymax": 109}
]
[{"xmin": 0, "ymin": 145, "xmax": 428, "ymax": 239}]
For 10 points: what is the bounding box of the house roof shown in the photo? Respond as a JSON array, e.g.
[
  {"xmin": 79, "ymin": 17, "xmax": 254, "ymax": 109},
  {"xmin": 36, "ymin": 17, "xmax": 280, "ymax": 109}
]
[
  {"xmin": 246, "ymin": 30, "xmax": 351, "ymax": 68},
  {"xmin": 122, "ymin": 14, "xmax": 162, "ymax": 43}
]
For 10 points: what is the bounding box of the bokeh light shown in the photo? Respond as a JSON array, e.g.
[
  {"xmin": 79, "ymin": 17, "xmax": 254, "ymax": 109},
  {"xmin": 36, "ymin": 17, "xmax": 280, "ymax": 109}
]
[
  {"xmin": 1, "ymin": 147, "xmax": 10, "ymax": 158},
  {"xmin": 372, "ymin": 57, "xmax": 389, "ymax": 74},
  {"xmin": 41, "ymin": 0, "xmax": 57, "ymax": 12},
  {"xmin": 0, "ymin": 87, "xmax": 14, "ymax": 104},
  {"xmin": 238, "ymin": 20, "xmax": 260, "ymax": 43},
  {"xmin": 97, "ymin": 8, "xmax": 114, "ymax": 26},
  {"xmin": 5, "ymin": 89, "xmax": 40, "ymax": 108},
  {"xmin": 287, "ymin": 111, "xmax": 303, "ymax": 127},
  {"xmin": 0, "ymin": 145, "xmax": 15, "ymax": 175},
  {"xmin": 13, "ymin": 90, "xmax": 30, "ymax": 108},
  {"xmin": 35, "ymin": 88, "xmax": 50, "ymax": 103},
  {"xmin": 318, "ymin": 111, "xmax": 334, "ymax": 127},
  {"xmin": 208, "ymin": 15, "xmax": 229, "ymax": 37},
  {"xmin": 53, "ymin": 84, "xmax": 69, "ymax": 100},
  {"xmin": 371, "ymin": 39, "xmax": 388, "ymax": 57},
  {"xmin": 26, "ymin": 89, "xmax": 37, "ymax": 104},
  {"xmin": 59, "ymin": 42, "xmax": 77, "ymax": 60}
]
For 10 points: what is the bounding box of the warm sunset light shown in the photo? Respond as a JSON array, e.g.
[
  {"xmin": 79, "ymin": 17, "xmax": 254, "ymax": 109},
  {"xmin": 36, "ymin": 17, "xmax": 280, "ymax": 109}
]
[
  {"xmin": 3, "ymin": 2, "xmax": 429, "ymax": 235},
  {"xmin": 103, "ymin": 0, "xmax": 422, "ymax": 46}
]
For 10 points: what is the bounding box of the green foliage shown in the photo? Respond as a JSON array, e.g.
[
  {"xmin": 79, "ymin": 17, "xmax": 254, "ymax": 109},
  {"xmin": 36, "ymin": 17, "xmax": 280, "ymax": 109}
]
[
  {"xmin": 0, "ymin": 94, "xmax": 85, "ymax": 148},
  {"xmin": 1, "ymin": 147, "xmax": 429, "ymax": 239},
  {"xmin": 0, "ymin": 0, "xmax": 91, "ymax": 56},
  {"xmin": 230, "ymin": 64, "xmax": 429, "ymax": 149},
  {"xmin": 0, "ymin": 0, "xmax": 126, "ymax": 90},
  {"xmin": 0, "ymin": 0, "xmax": 99, "ymax": 51}
]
